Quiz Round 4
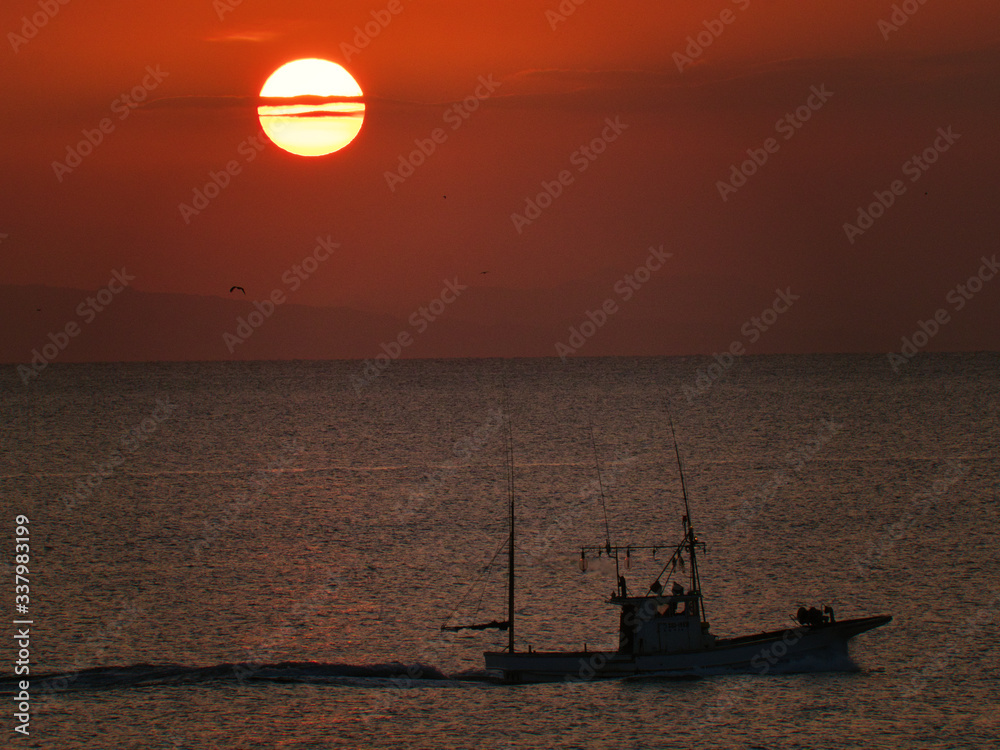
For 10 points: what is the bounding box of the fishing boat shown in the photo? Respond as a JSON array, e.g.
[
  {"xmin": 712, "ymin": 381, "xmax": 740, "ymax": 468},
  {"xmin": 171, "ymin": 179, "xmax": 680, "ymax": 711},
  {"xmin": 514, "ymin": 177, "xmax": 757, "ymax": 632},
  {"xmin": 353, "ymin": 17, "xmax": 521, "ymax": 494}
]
[{"xmin": 445, "ymin": 416, "xmax": 891, "ymax": 683}]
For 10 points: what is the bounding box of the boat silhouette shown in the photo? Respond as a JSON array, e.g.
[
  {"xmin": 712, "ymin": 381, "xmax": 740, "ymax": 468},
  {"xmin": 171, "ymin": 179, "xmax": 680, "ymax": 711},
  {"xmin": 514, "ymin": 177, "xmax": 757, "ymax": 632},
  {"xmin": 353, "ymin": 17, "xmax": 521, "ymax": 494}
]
[{"xmin": 448, "ymin": 414, "xmax": 891, "ymax": 683}]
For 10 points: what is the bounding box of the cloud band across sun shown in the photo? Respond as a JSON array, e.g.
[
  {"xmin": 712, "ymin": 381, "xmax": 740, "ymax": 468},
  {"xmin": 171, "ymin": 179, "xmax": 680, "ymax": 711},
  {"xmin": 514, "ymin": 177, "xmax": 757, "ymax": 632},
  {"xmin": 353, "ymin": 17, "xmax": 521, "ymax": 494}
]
[{"xmin": 257, "ymin": 58, "xmax": 365, "ymax": 157}]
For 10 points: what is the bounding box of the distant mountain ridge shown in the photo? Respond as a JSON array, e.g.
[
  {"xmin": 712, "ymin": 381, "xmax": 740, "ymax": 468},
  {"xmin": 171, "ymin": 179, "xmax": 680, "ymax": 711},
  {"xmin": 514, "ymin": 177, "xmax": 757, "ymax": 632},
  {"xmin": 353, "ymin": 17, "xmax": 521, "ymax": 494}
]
[{"xmin": 2, "ymin": 278, "xmax": 996, "ymax": 366}]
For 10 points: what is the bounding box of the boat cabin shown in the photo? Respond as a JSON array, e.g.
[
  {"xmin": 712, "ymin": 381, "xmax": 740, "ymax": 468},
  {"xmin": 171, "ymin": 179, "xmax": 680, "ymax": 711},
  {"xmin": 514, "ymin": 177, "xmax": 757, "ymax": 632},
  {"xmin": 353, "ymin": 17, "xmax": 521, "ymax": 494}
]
[{"xmin": 613, "ymin": 592, "xmax": 716, "ymax": 655}]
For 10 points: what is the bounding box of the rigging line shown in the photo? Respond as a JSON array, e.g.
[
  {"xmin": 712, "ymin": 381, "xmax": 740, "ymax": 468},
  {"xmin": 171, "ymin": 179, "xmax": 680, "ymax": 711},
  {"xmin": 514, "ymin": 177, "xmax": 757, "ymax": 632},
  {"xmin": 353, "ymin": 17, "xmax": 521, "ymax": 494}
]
[
  {"xmin": 644, "ymin": 541, "xmax": 687, "ymax": 596},
  {"xmin": 588, "ymin": 419, "xmax": 613, "ymax": 556},
  {"xmin": 441, "ymin": 535, "xmax": 508, "ymax": 627},
  {"xmin": 474, "ymin": 563, "xmax": 493, "ymax": 615}
]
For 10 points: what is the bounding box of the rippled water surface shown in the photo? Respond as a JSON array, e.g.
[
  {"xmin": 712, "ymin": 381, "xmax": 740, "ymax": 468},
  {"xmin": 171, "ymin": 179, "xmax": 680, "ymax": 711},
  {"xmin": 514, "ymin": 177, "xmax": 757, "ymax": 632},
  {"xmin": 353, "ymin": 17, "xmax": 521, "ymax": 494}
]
[{"xmin": 1, "ymin": 355, "xmax": 998, "ymax": 748}]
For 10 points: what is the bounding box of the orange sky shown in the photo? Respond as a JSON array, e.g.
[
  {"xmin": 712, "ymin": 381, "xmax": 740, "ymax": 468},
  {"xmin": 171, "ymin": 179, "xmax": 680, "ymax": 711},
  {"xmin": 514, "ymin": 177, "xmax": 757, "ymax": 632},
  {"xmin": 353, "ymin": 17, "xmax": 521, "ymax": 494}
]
[{"xmin": 2, "ymin": 0, "xmax": 999, "ymax": 361}]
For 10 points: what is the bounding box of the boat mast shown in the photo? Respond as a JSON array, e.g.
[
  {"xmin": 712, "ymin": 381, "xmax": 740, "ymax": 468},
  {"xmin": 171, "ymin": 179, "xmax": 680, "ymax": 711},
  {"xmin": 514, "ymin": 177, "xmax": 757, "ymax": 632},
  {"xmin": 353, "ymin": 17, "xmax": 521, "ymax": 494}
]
[
  {"xmin": 668, "ymin": 414, "xmax": 705, "ymax": 623},
  {"xmin": 503, "ymin": 382, "xmax": 515, "ymax": 653}
]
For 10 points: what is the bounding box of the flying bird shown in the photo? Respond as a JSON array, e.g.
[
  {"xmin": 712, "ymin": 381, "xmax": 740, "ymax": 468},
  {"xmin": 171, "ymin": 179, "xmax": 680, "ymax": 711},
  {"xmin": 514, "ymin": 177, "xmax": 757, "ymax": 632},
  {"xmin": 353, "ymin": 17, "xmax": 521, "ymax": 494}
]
[{"xmin": 229, "ymin": 286, "xmax": 245, "ymax": 294}]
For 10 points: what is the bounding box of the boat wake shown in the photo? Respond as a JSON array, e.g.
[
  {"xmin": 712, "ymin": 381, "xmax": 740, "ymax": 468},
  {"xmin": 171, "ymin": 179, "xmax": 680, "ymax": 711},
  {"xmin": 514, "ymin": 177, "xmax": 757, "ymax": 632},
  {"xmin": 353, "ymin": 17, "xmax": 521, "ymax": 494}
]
[
  {"xmin": 0, "ymin": 661, "xmax": 496, "ymax": 694},
  {"xmin": 0, "ymin": 652, "xmax": 865, "ymax": 694}
]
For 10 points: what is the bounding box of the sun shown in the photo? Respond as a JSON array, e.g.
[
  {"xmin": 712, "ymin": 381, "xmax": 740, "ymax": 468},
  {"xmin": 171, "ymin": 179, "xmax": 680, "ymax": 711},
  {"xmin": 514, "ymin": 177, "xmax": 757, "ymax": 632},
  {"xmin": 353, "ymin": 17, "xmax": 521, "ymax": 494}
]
[{"xmin": 257, "ymin": 59, "xmax": 365, "ymax": 157}]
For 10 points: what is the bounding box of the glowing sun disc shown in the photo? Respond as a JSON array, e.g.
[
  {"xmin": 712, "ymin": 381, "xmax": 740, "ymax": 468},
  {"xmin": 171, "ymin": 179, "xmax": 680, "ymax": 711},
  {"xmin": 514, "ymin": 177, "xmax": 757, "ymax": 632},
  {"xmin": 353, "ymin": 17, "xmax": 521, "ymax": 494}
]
[{"xmin": 258, "ymin": 58, "xmax": 365, "ymax": 157}]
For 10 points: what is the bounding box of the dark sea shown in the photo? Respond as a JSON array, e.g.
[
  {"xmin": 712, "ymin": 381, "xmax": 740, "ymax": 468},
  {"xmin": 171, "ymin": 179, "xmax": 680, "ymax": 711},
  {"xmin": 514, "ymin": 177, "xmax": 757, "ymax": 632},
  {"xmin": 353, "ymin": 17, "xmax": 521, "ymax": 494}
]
[{"xmin": 1, "ymin": 355, "xmax": 998, "ymax": 749}]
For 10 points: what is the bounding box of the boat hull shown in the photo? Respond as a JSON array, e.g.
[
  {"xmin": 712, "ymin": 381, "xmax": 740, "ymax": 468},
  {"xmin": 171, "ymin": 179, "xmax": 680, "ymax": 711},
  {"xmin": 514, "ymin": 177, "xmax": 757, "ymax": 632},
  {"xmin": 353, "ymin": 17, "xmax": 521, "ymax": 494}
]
[{"xmin": 484, "ymin": 615, "xmax": 891, "ymax": 683}]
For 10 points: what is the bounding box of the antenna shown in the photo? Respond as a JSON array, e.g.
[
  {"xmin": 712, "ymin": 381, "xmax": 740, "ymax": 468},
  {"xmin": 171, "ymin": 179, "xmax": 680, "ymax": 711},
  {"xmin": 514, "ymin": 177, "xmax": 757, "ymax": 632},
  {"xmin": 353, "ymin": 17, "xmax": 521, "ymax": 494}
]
[{"xmin": 588, "ymin": 419, "xmax": 618, "ymax": 582}]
